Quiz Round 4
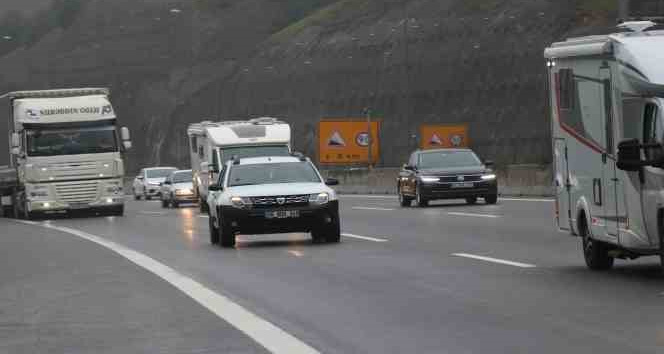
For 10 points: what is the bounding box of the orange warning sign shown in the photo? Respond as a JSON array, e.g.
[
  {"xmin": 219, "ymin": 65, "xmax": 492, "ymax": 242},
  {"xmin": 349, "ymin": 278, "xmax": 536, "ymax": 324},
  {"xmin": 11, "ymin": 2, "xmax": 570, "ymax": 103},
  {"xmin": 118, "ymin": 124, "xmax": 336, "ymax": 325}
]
[
  {"xmin": 319, "ymin": 120, "xmax": 380, "ymax": 164},
  {"xmin": 420, "ymin": 124, "xmax": 469, "ymax": 150}
]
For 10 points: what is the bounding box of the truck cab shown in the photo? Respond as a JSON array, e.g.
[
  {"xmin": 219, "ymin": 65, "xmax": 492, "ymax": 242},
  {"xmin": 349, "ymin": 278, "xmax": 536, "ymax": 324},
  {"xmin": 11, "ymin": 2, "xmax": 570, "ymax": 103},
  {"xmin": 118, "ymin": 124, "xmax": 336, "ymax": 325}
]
[{"xmin": 1, "ymin": 88, "xmax": 131, "ymax": 219}]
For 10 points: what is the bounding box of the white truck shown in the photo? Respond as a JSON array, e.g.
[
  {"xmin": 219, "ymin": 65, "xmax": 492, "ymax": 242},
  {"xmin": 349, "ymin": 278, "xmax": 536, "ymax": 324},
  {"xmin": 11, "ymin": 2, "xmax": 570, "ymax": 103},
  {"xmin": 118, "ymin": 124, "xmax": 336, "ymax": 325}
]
[
  {"xmin": 187, "ymin": 117, "xmax": 291, "ymax": 212},
  {"xmin": 545, "ymin": 21, "xmax": 664, "ymax": 270},
  {"xmin": 0, "ymin": 88, "xmax": 132, "ymax": 219}
]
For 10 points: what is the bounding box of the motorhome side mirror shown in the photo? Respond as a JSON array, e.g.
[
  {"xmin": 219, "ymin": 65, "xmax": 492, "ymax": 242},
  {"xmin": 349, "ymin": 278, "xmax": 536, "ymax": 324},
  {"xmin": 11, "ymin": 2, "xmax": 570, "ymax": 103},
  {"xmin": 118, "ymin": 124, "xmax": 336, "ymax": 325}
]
[
  {"xmin": 208, "ymin": 184, "xmax": 223, "ymax": 192},
  {"xmin": 325, "ymin": 178, "xmax": 339, "ymax": 186},
  {"xmin": 11, "ymin": 133, "xmax": 20, "ymax": 148},
  {"xmin": 122, "ymin": 141, "xmax": 132, "ymax": 150},
  {"xmin": 617, "ymin": 139, "xmax": 644, "ymax": 172},
  {"xmin": 137, "ymin": 176, "xmax": 144, "ymax": 180},
  {"xmin": 120, "ymin": 127, "xmax": 131, "ymax": 141}
]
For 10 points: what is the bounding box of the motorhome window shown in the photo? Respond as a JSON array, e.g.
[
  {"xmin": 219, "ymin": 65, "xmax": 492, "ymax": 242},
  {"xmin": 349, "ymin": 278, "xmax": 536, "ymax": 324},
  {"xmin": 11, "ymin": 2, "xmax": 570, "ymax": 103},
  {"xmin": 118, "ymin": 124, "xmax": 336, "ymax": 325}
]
[
  {"xmin": 190, "ymin": 137, "xmax": 197, "ymax": 153},
  {"xmin": 559, "ymin": 69, "xmax": 575, "ymax": 110},
  {"xmin": 219, "ymin": 145, "xmax": 290, "ymax": 162},
  {"xmin": 198, "ymin": 146, "xmax": 204, "ymax": 159},
  {"xmin": 643, "ymin": 103, "xmax": 662, "ymax": 161},
  {"xmin": 212, "ymin": 150, "xmax": 219, "ymax": 169},
  {"xmin": 622, "ymin": 99, "xmax": 645, "ymax": 139},
  {"xmin": 559, "ymin": 78, "xmax": 605, "ymax": 150},
  {"xmin": 26, "ymin": 126, "xmax": 118, "ymax": 157}
]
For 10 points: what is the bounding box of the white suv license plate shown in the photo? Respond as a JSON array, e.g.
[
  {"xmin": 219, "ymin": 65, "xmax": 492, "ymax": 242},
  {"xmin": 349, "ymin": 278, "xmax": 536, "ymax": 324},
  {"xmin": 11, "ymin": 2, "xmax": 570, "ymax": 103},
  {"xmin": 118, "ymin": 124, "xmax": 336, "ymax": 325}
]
[
  {"xmin": 451, "ymin": 182, "xmax": 475, "ymax": 189},
  {"xmin": 265, "ymin": 210, "xmax": 300, "ymax": 219}
]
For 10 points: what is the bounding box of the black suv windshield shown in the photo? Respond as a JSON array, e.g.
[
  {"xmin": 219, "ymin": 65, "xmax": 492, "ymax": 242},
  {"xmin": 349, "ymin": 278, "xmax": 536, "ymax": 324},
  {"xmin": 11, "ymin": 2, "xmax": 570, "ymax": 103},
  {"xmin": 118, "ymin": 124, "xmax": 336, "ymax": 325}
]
[
  {"xmin": 418, "ymin": 150, "xmax": 482, "ymax": 169},
  {"xmin": 27, "ymin": 127, "xmax": 118, "ymax": 157},
  {"xmin": 172, "ymin": 171, "xmax": 193, "ymax": 183},
  {"xmin": 228, "ymin": 162, "xmax": 321, "ymax": 187}
]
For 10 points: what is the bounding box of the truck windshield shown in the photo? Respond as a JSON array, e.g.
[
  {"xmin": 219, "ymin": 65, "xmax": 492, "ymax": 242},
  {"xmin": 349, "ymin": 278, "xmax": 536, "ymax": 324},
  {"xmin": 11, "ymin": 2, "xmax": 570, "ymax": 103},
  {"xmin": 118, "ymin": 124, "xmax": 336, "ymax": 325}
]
[
  {"xmin": 418, "ymin": 150, "xmax": 482, "ymax": 169},
  {"xmin": 26, "ymin": 126, "xmax": 118, "ymax": 157},
  {"xmin": 219, "ymin": 145, "xmax": 290, "ymax": 162},
  {"xmin": 228, "ymin": 162, "xmax": 321, "ymax": 187}
]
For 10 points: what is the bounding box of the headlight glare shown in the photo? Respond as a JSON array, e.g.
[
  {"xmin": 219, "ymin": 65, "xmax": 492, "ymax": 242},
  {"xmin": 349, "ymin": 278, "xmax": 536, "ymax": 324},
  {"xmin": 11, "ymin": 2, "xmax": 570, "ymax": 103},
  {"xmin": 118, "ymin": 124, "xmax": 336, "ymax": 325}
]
[
  {"xmin": 420, "ymin": 176, "xmax": 440, "ymax": 183},
  {"xmin": 230, "ymin": 196, "xmax": 252, "ymax": 209},
  {"xmin": 309, "ymin": 192, "xmax": 329, "ymax": 205},
  {"xmin": 481, "ymin": 174, "xmax": 497, "ymax": 181},
  {"xmin": 176, "ymin": 189, "xmax": 193, "ymax": 196}
]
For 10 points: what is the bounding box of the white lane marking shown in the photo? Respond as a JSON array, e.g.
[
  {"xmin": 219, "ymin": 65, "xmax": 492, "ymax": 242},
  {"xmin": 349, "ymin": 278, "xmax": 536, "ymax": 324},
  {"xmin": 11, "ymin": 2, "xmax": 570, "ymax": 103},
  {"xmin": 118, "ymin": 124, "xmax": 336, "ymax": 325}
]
[
  {"xmin": 199, "ymin": 214, "xmax": 209, "ymax": 218},
  {"xmin": 448, "ymin": 212, "xmax": 500, "ymax": 219},
  {"xmin": 340, "ymin": 195, "xmax": 395, "ymax": 199},
  {"xmin": 138, "ymin": 211, "xmax": 167, "ymax": 216},
  {"xmin": 341, "ymin": 233, "xmax": 389, "ymax": 242},
  {"xmin": 288, "ymin": 250, "xmax": 304, "ymax": 257},
  {"xmin": 351, "ymin": 206, "xmax": 395, "ymax": 211},
  {"xmin": 499, "ymin": 197, "xmax": 554, "ymax": 202},
  {"xmin": 452, "ymin": 253, "xmax": 536, "ymax": 268},
  {"xmin": 17, "ymin": 221, "xmax": 319, "ymax": 354}
]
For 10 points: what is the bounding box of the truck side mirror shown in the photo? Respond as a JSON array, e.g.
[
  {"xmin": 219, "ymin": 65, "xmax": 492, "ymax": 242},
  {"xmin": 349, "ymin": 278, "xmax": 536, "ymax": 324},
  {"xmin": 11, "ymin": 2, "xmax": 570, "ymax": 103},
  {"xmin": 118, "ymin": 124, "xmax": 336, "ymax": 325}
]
[
  {"xmin": 120, "ymin": 127, "xmax": 131, "ymax": 141},
  {"xmin": 11, "ymin": 133, "xmax": 20, "ymax": 149},
  {"xmin": 617, "ymin": 139, "xmax": 644, "ymax": 172},
  {"xmin": 122, "ymin": 141, "xmax": 132, "ymax": 150}
]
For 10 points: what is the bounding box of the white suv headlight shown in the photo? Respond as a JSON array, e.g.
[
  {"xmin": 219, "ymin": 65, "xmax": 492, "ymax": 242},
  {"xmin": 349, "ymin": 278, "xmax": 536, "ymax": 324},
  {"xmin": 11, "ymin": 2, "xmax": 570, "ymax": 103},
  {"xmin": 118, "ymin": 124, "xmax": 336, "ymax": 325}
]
[
  {"xmin": 230, "ymin": 196, "xmax": 252, "ymax": 209},
  {"xmin": 309, "ymin": 192, "xmax": 329, "ymax": 205}
]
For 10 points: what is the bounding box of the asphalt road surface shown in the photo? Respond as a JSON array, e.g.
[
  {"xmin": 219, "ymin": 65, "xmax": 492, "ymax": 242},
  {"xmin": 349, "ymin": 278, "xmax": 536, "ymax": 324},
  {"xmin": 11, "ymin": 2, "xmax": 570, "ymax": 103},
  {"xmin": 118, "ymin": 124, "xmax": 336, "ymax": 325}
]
[{"xmin": 3, "ymin": 196, "xmax": 664, "ymax": 353}]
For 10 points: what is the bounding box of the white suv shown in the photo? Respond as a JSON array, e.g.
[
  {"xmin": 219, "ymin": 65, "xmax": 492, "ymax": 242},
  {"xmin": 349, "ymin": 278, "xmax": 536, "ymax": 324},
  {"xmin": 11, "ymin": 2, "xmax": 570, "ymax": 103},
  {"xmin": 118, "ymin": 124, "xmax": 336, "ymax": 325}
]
[
  {"xmin": 207, "ymin": 155, "xmax": 340, "ymax": 248},
  {"xmin": 132, "ymin": 167, "xmax": 177, "ymax": 200}
]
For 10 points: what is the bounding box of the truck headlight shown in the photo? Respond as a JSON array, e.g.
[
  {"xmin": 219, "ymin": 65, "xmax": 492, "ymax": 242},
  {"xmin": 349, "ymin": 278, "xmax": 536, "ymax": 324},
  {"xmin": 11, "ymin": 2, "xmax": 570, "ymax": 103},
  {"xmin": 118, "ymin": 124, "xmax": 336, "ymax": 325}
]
[
  {"xmin": 29, "ymin": 185, "xmax": 49, "ymax": 198},
  {"xmin": 419, "ymin": 176, "xmax": 440, "ymax": 183},
  {"xmin": 230, "ymin": 196, "xmax": 252, "ymax": 209},
  {"xmin": 309, "ymin": 192, "xmax": 329, "ymax": 205},
  {"xmin": 481, "ymin": 174, "xmax": 497, "ymax": 181}
]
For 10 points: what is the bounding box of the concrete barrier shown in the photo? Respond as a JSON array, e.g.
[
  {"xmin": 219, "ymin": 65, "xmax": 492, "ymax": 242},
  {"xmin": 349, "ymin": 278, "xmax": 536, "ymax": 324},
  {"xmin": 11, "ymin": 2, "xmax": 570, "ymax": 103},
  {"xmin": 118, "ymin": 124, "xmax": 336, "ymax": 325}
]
[{"xmin": 321, "ymin": 164, "xmax": 554, "ymax": 197}]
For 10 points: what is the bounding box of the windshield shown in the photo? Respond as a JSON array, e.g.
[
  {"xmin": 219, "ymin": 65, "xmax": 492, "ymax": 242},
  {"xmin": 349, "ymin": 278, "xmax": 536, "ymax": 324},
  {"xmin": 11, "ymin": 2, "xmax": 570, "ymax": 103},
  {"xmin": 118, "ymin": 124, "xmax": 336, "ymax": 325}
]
[
  {"xmin": 172, "ymin": 171, "xmax": 193, "ymax": 183},
  {"xmin": 228, "ymin": 162, "xmax": 321, "ymax": 187},
  {"xmin": 147, "ymin": 169, "xmax": 176, "ymax": 178},
  {"xmin": 219, "ymin": 145, "xmax": 290, "ymax": 162},
  {"xmin": 26, "ymin": 126, "xmax": 118, "ymax": 157},
  {"xmin": 418, "ymin": 150, "xmax": 482, "ymax": 169}
]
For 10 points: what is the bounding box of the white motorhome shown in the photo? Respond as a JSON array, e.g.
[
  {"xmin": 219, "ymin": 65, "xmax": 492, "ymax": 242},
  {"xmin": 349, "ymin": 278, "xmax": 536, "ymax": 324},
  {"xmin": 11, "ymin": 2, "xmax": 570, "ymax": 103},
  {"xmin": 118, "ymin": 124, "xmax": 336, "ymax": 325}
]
[
  {"xmin": 187, "ymin": 117, "xmax": 291, "ymax": 211},
  {"xmin": 545, "ymin": 21, "xmax": 664, "ymax": 270},
  {"xmin": 0, "ymin": 88, "xmax": 132, "ymax": 219}
]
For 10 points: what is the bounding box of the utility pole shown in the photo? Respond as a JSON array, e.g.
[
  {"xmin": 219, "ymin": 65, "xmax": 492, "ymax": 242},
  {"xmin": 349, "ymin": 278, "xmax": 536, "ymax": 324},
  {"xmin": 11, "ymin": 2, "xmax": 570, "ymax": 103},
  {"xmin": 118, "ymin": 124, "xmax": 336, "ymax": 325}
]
[{"xmin": 365, "ymin": 107, "xmax": 373, "ymax": 170}]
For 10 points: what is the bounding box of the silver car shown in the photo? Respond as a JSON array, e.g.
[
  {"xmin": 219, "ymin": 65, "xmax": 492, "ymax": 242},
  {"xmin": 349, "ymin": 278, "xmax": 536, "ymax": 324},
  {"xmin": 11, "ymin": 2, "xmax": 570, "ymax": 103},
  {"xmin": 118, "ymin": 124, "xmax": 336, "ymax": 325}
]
[
  {"xmin": 132, "ymin": 167, "xmax": 177, "ymax": 200},
  {"xmin": 160, "ymin": 170, "xmax": 196, "ymax": 208}
]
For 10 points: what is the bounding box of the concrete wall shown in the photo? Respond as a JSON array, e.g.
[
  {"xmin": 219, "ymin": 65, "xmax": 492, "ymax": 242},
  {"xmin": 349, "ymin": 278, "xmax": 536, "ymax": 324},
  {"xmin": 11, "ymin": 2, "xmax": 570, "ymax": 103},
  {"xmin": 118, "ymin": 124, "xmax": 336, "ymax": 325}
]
[{"xmin": 321, "ymin": 164, "xmax": 554, "ymax": 197}]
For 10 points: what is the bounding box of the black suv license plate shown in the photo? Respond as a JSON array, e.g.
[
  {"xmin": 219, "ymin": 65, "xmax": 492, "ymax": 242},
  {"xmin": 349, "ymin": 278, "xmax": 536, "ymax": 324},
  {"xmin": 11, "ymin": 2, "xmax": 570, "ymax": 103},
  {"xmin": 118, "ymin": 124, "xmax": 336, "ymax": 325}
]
[{"xmin": 265, "ymin": 210, "xmax": 300, "ymax": 219}]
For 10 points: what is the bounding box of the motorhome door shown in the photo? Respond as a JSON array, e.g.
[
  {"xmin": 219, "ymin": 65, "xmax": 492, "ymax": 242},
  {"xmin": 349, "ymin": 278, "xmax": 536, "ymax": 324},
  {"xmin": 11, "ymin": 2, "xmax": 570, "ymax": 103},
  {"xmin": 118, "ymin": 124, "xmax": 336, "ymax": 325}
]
[{"xmin": 599, "ymin": 67, "xmax": 621, "ymax": 237}]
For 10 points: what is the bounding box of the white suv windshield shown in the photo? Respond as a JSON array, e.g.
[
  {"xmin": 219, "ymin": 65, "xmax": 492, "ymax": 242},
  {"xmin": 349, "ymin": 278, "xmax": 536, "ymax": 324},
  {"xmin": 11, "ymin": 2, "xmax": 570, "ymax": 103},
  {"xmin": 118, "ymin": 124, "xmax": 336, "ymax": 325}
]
[{"xmin": 228, "ymin": 162, "xmax": 321, "ymax": 187}]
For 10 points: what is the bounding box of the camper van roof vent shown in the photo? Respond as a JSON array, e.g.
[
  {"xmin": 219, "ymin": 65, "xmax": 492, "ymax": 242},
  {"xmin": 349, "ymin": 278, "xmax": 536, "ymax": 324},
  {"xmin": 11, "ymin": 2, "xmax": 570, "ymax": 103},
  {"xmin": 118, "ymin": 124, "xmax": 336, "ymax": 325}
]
[{"xmin": 618, "ymin": 20, "xmax": 658, "ymax": 32}]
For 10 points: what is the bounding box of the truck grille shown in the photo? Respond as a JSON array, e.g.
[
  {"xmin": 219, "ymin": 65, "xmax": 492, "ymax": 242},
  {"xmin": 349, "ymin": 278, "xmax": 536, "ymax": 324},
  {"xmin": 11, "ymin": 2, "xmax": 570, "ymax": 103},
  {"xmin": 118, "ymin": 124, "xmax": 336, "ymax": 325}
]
[
  {"xmin": 49, "ymin": 161, "xmax": 102, "ymax": 179},
  {"xmin": 250, "ymin": 195, "xmax": 309, "ymax": 207},
  {"xmin": 55, "ymin": 181, "xmax": 99, "ymax": 204}
]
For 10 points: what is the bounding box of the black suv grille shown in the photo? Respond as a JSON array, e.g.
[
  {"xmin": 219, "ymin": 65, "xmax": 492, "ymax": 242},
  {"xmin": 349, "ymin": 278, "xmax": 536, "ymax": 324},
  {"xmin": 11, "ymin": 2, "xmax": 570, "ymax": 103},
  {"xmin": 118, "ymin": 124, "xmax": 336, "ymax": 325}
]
[
  {"xmin": 438, "ymin": 175, "xmax": 483, "ymax": 183},
  {"xmin": 250, "ymin": 195, "xmax": 310, "ymax": 207}
]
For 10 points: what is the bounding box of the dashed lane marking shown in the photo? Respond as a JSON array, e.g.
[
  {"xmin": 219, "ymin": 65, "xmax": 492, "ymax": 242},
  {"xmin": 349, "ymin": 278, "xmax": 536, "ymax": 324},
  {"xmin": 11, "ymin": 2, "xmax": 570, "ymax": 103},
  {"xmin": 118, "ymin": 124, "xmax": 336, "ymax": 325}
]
[
  {"xmin": 15, "ymin": 220, "xmax": 320, "ymax": 354},
  {"xmin": 351, "ymin": 206, "xmax": 395, "ymax": 211},
  {"xmin": 341, "ymin": 233, "xmax": 389, "ymax": 242},
  {"xmin": 448, "ymin": 212, "xmax": 500, "ymax": 219},
  {"xmin": 452, "ymin": 253, "xmax": 536, "ymax": 268}
]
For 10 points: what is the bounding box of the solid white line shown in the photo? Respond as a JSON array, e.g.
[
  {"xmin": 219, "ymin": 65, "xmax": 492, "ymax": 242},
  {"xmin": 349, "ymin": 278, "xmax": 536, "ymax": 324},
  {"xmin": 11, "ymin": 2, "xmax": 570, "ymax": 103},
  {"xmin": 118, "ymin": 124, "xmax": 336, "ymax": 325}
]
[
  {"xmin": 139, "ymin": 211, "xmax": 167, "ymax": 216},
  {"xmin": 499, "ymin": 197, "xmax": 554, "ymax": 202},
  {"xmin": 341, "ymin": 233, "xmax": 389, "ymax": 242},
  {"xmin": 199, "ymin": 214, "xmax": 209, "ymax": 218},
  {"xmin": 351, "ymin": 206, "xmax": 395, "ymax": 211},
  {"xmin": 340, "ymin": 195, "xmax": 553, "ymax": 203},
  {"xmin": 452, "ymin": 253, "xmax": 536, "ymax": 268},
  {"xmin": 17, "ymin": 221, "xmax": 319, "ymax": 354},
  {"xmin": 339, "ymin": 195, "xmax": 395, "ymax": 199},
  {"xmin": 448, "ymin": 212, "xmax": 500, "ymax": 219}
]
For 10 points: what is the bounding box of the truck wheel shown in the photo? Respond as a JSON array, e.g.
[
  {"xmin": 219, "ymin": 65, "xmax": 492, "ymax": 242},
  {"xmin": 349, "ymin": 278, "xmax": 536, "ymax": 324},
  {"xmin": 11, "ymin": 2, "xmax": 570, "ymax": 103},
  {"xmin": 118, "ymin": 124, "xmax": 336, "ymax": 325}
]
[
  {"xmin": 580, "ymin": 217, "xmax": 613, "ymax": 270},
  {"xmin": 416, "ymin": 185, "xmax": 429, "ymax": 207},
  {"xmin": 219, "ymin": 217, "xmax": 235, "ymax": 248},
  {"xmin": 145, "ymin": 194, "xmax": 152, "ymax": 201},
  {"xmin": 485, "ymin": 194, "xmax": 498, "ymax": 204},
  {"xmin": 209, "ymin": 215, "xmax": 219, "ymax": 245},
  {"xmin": 134, "ymin": 190, "xmax": 141, "ymax": 200},
  {"xmin": 465, "ymin": 197, "xmax": 477, "ymax": 205},
  {"xmin": 111, "ymin": 206, "xmax": 124, "ymax": 216}
]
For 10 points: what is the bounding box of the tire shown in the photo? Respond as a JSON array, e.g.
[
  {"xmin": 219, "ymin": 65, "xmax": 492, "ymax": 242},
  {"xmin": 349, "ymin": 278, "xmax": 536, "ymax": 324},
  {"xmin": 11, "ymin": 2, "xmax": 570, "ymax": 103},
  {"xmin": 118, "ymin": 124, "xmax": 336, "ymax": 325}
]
[
  {"xmin": 111, "ymin": 205, "xmax": 124, "ymax": 216},
  {"xmin": 200, "ymin": 198, "xmax": 208, "ymax": 213},
  {"xmin": 580, "ymin": 217, "xmax": 614, "ymax": 270},
  {"xmin": 134, "ymin": 191, "xmax": 141, "ymax": 201},
  {"xmin": 398, "ymin": 189, "xmax": 412, "ymax": 207},
  {"xmin": 171, "ymin": 196, "xmax": 179, "ymax": 209},
  {"xmin": 219, "ymin": 214, "xmax": 235, "ymax": 248},
  {"xmin": 416, "ymin": 184, "xmax": 429, "ymax": 207},
  {"xmin": 145, "ymin": 194, "xmax": 152, "ymax": 201},
  {"xmin": 161, "ymin": 199, "xmax": 169, "ymax": 208},
  {"xmin": 209, "ymin": 214, "xmax": 220, "ymax": 245},
  {"xmin": 485, "ymin": 194, "xmax": 498, "ymax": 205},
  {"xmin": 465, "ymin": 197, "xmax": 477, "ymax": 205}
]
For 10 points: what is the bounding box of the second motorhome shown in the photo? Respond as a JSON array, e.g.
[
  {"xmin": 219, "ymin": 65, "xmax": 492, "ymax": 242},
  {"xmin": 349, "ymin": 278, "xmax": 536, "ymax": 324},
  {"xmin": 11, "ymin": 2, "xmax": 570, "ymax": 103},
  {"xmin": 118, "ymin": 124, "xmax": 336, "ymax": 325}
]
[
  {"xmin": 187, "ymin": 117, "xmax": 291, "ymax": 211},
  {"xmin": 545, "ymin": 21, "xmax": 664, "ymax": 270}
]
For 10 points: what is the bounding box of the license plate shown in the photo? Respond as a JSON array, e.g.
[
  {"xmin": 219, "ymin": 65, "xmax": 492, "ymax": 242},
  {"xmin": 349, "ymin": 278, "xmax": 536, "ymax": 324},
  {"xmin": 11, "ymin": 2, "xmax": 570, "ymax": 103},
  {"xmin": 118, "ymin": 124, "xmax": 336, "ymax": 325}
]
[
  {"xmin": 69, "ymin": 203, "xmax": 89, "ymax": 210},
  {"xmin": 265, "ymin": 210, "xmax": 300, "ymax": 219},
  {"xmin": 451, "ymin": 182, "xmax": 474, "ymax": 189}
]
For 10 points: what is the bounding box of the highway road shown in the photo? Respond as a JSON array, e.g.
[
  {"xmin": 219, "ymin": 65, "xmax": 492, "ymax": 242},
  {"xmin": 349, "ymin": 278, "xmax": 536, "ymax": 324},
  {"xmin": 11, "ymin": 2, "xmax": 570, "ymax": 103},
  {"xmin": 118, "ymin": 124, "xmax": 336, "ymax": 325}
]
[{"xmin": 3, "ymin": 196, "xmax": 664, "ymax": 353}]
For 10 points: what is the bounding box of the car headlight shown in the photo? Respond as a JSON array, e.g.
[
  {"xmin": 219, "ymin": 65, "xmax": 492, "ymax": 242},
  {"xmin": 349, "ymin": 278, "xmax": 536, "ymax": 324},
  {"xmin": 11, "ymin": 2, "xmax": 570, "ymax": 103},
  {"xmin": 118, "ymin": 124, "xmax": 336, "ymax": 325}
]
[
  {"xmin": 481, "ymin": 174, "xmax": 497, "ymax": 180},
  {"xmin": 419, "ymin": 176, "xmax": 440, "ymax": 183},
  {"xmin": 176, "ymin": 189, "xmax": 193, "ymax": 195},
  {"xmin": 148, "ymin": 182, "xmax": 160, "ymax": 186},
  {"xmin": 230, "ymin": 196, "xmax": 252, "ymax": 209},
  {"xmin": 309, "ymin": 192, "xmax": 329, "ymax": 205}
]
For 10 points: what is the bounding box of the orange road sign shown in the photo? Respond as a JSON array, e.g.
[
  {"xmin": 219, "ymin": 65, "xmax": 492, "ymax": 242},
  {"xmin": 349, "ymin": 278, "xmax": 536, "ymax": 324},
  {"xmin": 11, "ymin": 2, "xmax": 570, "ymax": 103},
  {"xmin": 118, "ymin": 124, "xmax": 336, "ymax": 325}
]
[
  {"xmin": 319, "ymin": 120, "xmax": 380, "ymax": 164},
  {"xmin": 420, "ymin": 124, "xmax": 469, "ymax": 149}
]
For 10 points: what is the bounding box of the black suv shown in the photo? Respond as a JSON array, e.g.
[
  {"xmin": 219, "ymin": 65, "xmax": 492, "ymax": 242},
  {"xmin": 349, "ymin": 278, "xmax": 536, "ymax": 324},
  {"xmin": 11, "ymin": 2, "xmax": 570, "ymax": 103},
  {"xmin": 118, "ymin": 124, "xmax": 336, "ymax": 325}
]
[{"xmin": 397, "ymin": 148, "xmax": 498, "ymax": 207}]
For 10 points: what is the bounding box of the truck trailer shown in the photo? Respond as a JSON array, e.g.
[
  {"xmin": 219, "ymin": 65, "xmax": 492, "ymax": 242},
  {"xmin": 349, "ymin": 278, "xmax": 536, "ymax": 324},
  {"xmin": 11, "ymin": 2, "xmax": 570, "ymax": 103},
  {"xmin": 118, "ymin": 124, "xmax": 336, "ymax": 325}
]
[{"xmin": 0, "ymin": 88, "xmax": 132, "ymax": 219}]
